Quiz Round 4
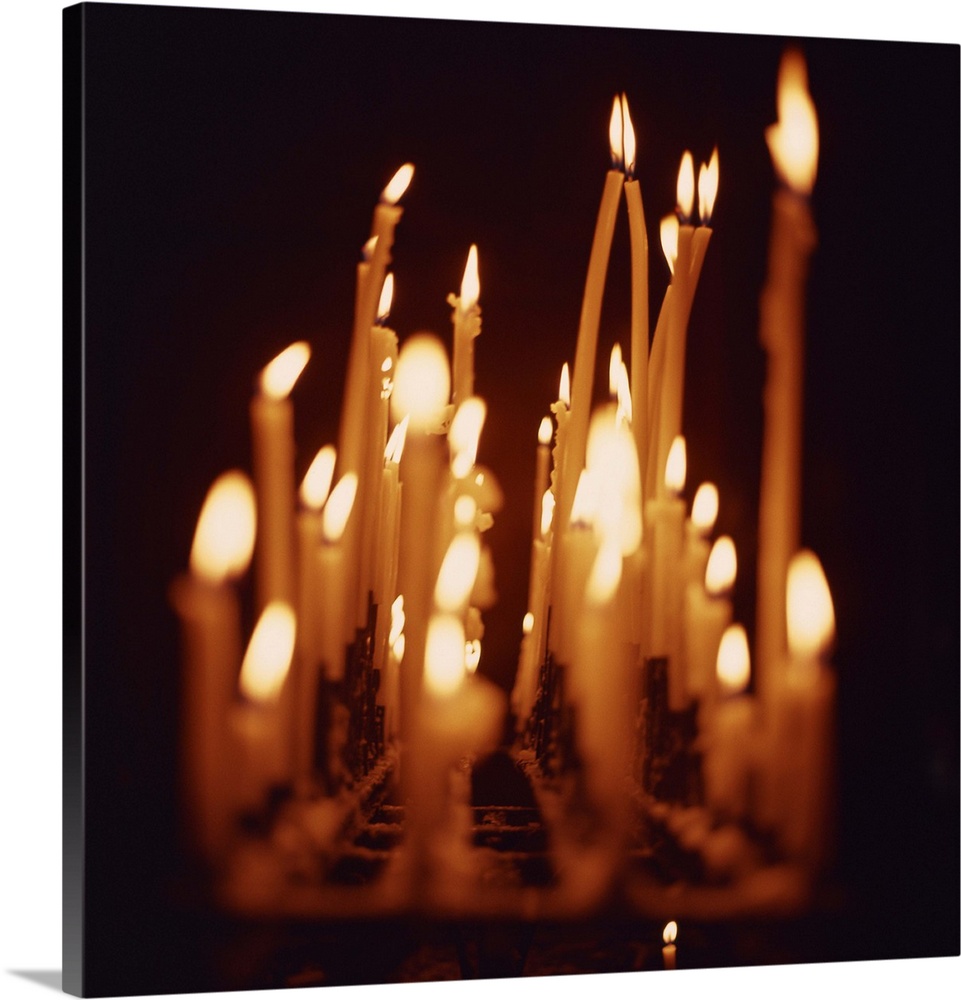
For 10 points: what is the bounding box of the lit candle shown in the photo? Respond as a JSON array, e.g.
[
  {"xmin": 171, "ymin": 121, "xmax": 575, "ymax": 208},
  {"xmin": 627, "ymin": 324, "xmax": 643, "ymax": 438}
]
[
  {"xmin": 621, "ymin": 95, "xmax": 650, "ymax": 481},
  {"xmin": 372, "ymin": 417, "xmax": 407, "ymax": 673},
  {"xmin": 170, "ymin": 471, "xmax": 255, "ymax": 864},
  {"xmin": 684, "ymin": 481, "xmax": 719, "ymax": 591},
  {"xmin": 449, "ymin": 244, "xmax": 481, "ymax": 406},
  {"xmin": 250, "ymin": 341, "xmax": 310, "ymax": 612},
  {"xmin": 318, "ymin": 473, "xmax": 358, "ymax": 683},
  {"xmin": 293, "ymin": 446, "xmax": 335, "ymax": 787},
  {"xmin": 532, "ymin": 416, "xmax": 552, "ymax": 542},
  {"xmin": 755, "ymin": 50, "xmax": 818, "ymax": 713},
  {"xmin": 231, "ymin": 601, "xmax": 296, "ymax": 814},
  {"xmin": 392, "ymin": 334, "xmax": 451, "ymax": 746},
  {"xmin": 690, "ymin": 147, "xmax": 719, "ymax": 294},
  {"xmin": 774, "ymin": 550, "xmax": 836, "ymax": 872},
  {"xmin": 557, "ymin": 97, "xmax": 625, "ymax": 537},
  {"xmin": 662, "ymin": 921, "xmax": 678, "ymax": 970},
  {"xmin": 550, "ymin": 363, "xmax": 571, "ymax": 501},
  {"xmin": 703, "ymin": 623, "xmax": 756, "ymax": 821},
  {"xmin": 685, "ymin": 534, "xmax": 736, "ymax": 714}
]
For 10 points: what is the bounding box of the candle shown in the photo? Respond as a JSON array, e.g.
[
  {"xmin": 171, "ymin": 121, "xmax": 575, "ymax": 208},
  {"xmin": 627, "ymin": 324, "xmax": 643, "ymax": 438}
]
[
  {"xmin": 293, "ymin": 446, "xmax": 335, "ymax": 787},
  {"xmin": 685, "ymin": 534, "xmax": 736, "ymax": 714},
  {"xmin": 532, "ymin": 416, "xmax": 552, "ymax": 541},
  {"xmin": 773, "ymin": 550, "xmax": 836, "ymax": 872},
  {"xmin": 231, "ymin": 601, "xmax": 296, "ymax": 814},
  {"xmin": 317, "ymin": 473, "xmax": 357, "ymax": 684},
  {"xmin": 557, "ymin": 97, "xmax": 625, "ymax": 538},
  {"xmin": 644, "ymin": 220, "xmax": 676, "ymax": 502},
  {"xmin": 392, "ymin": 334, "xmax": 451, "ymax": 747},
  {"xmin": 450, "ymin": 244, "xmax": 481, "ymax": 406},
  {"xmin": 621, "ymin": 95, "xmax": 650, "ymax": 482},
  {"xmin": 704, "ymin": 624, "xmax": 756, "ymax": 821},
  {"xmin": 550, "ymin": 363, "xmax": 571, "ymax": 500},
  {"xmin": 690, "ymin": 147, "xmax": 719, "ymax": 293},
  {"xmin": 250, "ymin": 341, "xmax": 310, "ymax": 612},
  {"xmin": 372, "ymin": 417, "xmax": 407, "ymax": 673},
  {"xmin": 684, "ymin": 481, "xmax": 719, "ymax": 590},
  {"xmin": 755, "ymin": 50, "xmax": 818, "ymax": 713},
  {"xmin": 661, "ymin": 921, "xmax": 678, "ymax": 970},
  {"xmin": 170, "ymin": 471, "xmax": 255, "ymax": 864}
]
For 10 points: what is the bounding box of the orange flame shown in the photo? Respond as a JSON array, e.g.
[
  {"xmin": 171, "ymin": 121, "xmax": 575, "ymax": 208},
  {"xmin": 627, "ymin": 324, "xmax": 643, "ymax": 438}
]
[
  {"xmin": 609, "ymin": 95, "xmax": 624, "ymax": 170},
  {"xmin": 767, "ymin": 50, "xmax": 818, "ymax": 195},
  {"xmin": 621, "ymin": 93, "xmax": 637, "ymax": 177},
  {"xmin": 716, "ymin": 623, "xmax": 750, "ymax": 695},
  {"xmin": 460, "ymin": 244, "xmax": 480, "ymax": 310},
  {"xmin": 390, "ymin": 334, "xmax": 450, "ymax": 429},
  {"xmin": 239, "ymin": 602, "xmax": 296, "ymax": 703},
  {"xmin": 300, "ymin": 445, "xmax": 336, "ymax": 511},
  {"xmin": 424, "ymin": 614, "xmax": 466, "ymax": 696},
  {"xmin": 690, "ymin": 482, "xmax": 719, "ymax": 536},
  {"xmin": 260, "ymin": 342, "xmax": 310, "ymax": 400},
  {"xmin": 381, "ymin": 163, "xmax": 414, "ymax": 205},
  {"xmin": 676, "ymin": 151, "xmax": 695, "ymax": 220},
  {"xmin": 538, "ymin": 416, "xmax": 553, "ymax": 446},
  {"xmin": 558, "ymin": 363, "xmax": 571, "ymax": 408},
  {"xmin": 664, "ymin": 436, "xmax": 687, "ymax": 495},
  {"xmin": 190, "ymin": 471, "xmax": 256, "ymax": 584},
  {"xmin": 377, "ymin": 273, "xmax": 394, "ymax": 324},
  {"xmin": 786, "ymin": 549, "xmax": 835, "ymax": 659},
  {"xmin": 663, "ymin": 921, "xmax": 678, "ymax": 946},
  {"xmin": 322, "ymin": 473, "xmax": 357, "ymax": 544},
  {"xmin": 660, "ymin": 215, "xmax": 679, "ymax": 275},
  {"xmin": 698, "ymin": 147, "xmax": 719, "ymax": 225},
  {"xmin": 705, "ymin": 536, "xmax": 737, "ymax": 596}
]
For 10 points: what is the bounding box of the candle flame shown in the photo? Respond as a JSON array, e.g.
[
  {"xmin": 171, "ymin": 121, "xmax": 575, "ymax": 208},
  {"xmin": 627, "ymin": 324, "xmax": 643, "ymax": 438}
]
[
  {"xmin": 586, "ymin": 406, "xmax": 642, "ymax": 554},
  {"xmin": 392, "ymin": 631, "xmax": 406, "ymax": 663},
  {"xmin": 559, "ymin": 363, "xmax": 571, "ymax": 408},
  {"xmin": 716, "ymin": 623, "xmax": 750, "ymax": 696},
  {"xmin": 786, "ymin": 549, "xmax": 835, "ymax": 658},
  {"xmin": 454, "ymin": 494, "xmax": 478, "ymax": 528},
  {"xmin": 522, "ymin": 612, "xmax": 534, "ymax": 635},
  {"xmin": 586, "ymin": 539, "xmax": 622, "ymax": 606},
  {"xmin": 391, "ymin": 333, "xmax": 450, "ymax": 429},
  {"xmin": 362, "ymin": 236, "xmax": 378, "ymax": 262},
  {"xmin": 621, "ymin": 93, "xmax": 637, "ymax": 177},
  {"xmin": 450, "ymin": 397, "xmax": 487, "ymax": 478},
  {"xmin": 690, "ymin": 482, "xmax": 719, "ymax": 535},
  {"xmin": 190, "ymin": 471, "xmax": 256, "ymax": 584},
  {"xmin": 705, "ymin": 535, "xmax": 737, "ymax": 596},
  {"xmin": 660, "ymin": 215, "xmax": 679, "ymax": 275},
  {"xmin": 571, "ymin": 469, "xmax": 598, "ymax": 527},
  {"xmin": 698, "ymin": 147, "xmax": 719, "ymax": 225},
  {"xmin": 377, "ymin": 273, "xmax": 394, "ymax": 324},
  {"xmin": 767, "ymin": 50, "xmax": 818, "ymax": 195},
  {"xmin": 663, "ymin": 921, "xmax": 678, "ymax": 946},
  {"xmin": 322, "ymin": 473, "xmax": 357, "ymax": 544},
  {"xmin": 615, "ymin": 362, "xmax": 632, "ymax": 426},
  {"xmin": 609, "ymin": 95, "xmax": 624, "ymax": 170},
  {"xmin": 676, "ymin": 151, "xmax": 695, "ymax": 221},
  {"xmin": 538, "ymin": 416, "xmax": 553, "ymax": 446},
  {"xmin": 239, "ymin": 601, "xmax": 296, "ymax": 703},
  {"xmin": 381, "ymin": 163, "xmax": 414, "ymax": 205},
  {"xmin": 465, "ymin": 639, "xmax": 481, "ymax": 674},
  {"xmin": 664, "ymin": 436, "xmax": 687, "ymax": 495},
  {"xmin": 300, "ymin": 445, "xmax": 337, "ymax": 511},
  {"xmin": 260, "ymin": 341, "xmax": 311, "ymax": 400},
  {"xmin": 389, "ymin": 594, "xmax": 405, "ymax": 647},
  {"xmin": 540, "ymin": 489, "xmax": 556, "ymax": 538},
  {"xmin": 608, "ymin": 344, "xmax": 623, "ymax": 398},
  {"xmin": 385, "ymin": 415, "xmax": 409, "ymax": 464},
  {"xmin": 460, "ymin": 244, "xmax": 480, "ymax": 310},
  {"xmin": 434, "ymin": 532, "xmax": 481, "ymax": 612},
  {"xmin": 424, "ymin": 614, "xmax": 466, "ymax": 696}
]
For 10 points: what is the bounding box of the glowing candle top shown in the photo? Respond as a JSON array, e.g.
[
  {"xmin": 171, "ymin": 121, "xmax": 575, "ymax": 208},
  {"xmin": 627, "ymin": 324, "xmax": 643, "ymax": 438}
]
[
  {"xmin": 698, "ymin": 147, "xmax": 719, "ymax": 225},
  {"xmin": 716, "ymin": 623, "xmax": 750, "ymax": 696},
  {"xmin": 190, "ymin": 471, "xmax": 256, "ymax": 585},
  {"xmin": 260, "ymin": 341, "xmax": 311, "ymax": 400},
  {"xmin": 663, "ymin": 921, "xmax": 678, "ymax": 946},
  {"xmin": 660, "ymin": 215, "xmax": 679, "ymax": 275},
  {"xmin": 664, "ymin": 435, "xmax": 687, "ymax": 497},
  {"xmin": 766, "ymin": 50, "xmax": 819, "ymax": 196},
  {"xmin": 621, "ymin": 93, "xmax": 637, "ymax": 178},
  {"xmin": 381, "ymin": 163, "xmax": 414, "ymax": 205},
  {"xmin": 377, "ymin": 273, "xmax": 395, "ymax": 325},
  {"xmin": 390, "ymin": 334, "xmax": 450, "ymax": 430},
  {"xmin": 705, "ymin": 536, "xmax": 737, "ymax": 596},
  {"xmin": 676, "ymin": 152, "xmax": 695, "ymax": 222},
  {"xmin": 239, "ymin": 601, "xmax": 296, "ymax": 703},
  {"xmin": 300, "ymin": 446, "xmax": 336, "ymax": 511},
  {"xmin": 690, "ymin": 482, "xmax": 719, "ymax": 536},
  {"xmin": 322, "ymin": 473, "xmax": 358, "ymax": 545},
  {"xmin": 786, "ymin": 549, "xmax": 835, "ymax": 660},
  {"xmin": 460, "ymin": 245, "xmax": 480, "ymax": 311},
  {"xmin": 608, "ymin": 95, "xmax": 624, "ymax": 171},
  {"xmin": 424, "ymin": 614, "xmax": 466, "ymax": 697}
]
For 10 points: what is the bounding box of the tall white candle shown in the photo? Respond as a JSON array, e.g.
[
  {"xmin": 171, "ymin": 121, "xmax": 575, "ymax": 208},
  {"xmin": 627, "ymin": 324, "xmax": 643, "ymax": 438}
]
[
  {"xmin": 685, "ymin": 534, "xmax": 736, "ymax": 713},
  {"xmin": 450, "ymin": 245, "xmax": 481, "ymax": 406},
  {"xmin": 755, "ymin": 51, "xmax": 819, "ymax": 714},
  {"xmin": 250, "ymin": 341, "xmax": 310, "ymax": 613},
  {"xmin": 532, "ymin": 416, "xmax": 552, "ymax": 541},
  {"xmin": 170, "ymin": 471, "xmax": 255, "ymax": 865}
]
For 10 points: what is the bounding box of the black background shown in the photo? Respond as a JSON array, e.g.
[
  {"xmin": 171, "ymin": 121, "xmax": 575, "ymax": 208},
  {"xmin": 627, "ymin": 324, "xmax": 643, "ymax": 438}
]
[{"xmin": 71, "ymin": 3, "xmax": 958, "ymax": 994}]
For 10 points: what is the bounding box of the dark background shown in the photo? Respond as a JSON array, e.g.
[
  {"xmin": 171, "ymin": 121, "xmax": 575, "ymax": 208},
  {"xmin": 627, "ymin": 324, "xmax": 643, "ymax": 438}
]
[{"xmin": 69, "ymin": 3, "xmax": 958, "ymax": 994}]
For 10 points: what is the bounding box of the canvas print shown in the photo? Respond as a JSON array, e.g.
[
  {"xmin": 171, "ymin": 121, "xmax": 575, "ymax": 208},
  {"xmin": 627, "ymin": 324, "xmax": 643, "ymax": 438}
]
[{"xmin": 64, "ymin": 3, "xmax": 959, "ymax": 996}]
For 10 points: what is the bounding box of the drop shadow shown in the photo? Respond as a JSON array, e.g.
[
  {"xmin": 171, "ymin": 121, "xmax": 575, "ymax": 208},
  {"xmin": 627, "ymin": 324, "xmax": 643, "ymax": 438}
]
[{"xmin": 7, "ymin": 971, "xmax": 63, "ymax": 992}]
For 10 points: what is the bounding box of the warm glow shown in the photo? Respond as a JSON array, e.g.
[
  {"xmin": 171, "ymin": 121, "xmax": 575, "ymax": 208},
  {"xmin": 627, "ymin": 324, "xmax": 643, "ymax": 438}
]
[
  {"xmin": 450, "ymin": 397, "xmax": 487, "ymax": 478},
  {"xmin": 664, "ymin": 436, "xmax": 687, "ymax": 495},
  {"xmin": 705, "ymin": 535, "xmax": 737, "ymax": 596},
  {"xmin": 260, "ymin": 341, "xmax": 311, "ymax": 400},
  {"xmin": 538, "ymin": 416, "xmax": 553, "ymax": 446},
  {"xmin": 571, "ymin": 470, "xmax": 598, "ymax": 527},
  {"xmin": 465, "ymin": 640, "xmax": 481, "ymax": 674},
  {"xmin": 621, "ymin": 93, "xmax": 636, "ymax": 177},
  {"xmin": 608, "ymin": 95, "xmax": 624, "ymax": 170},
  {"xmin": 615, "ymin": 362, "xmax": 632, "ymax": 426},
  {"xmin": 522, "ymin": 612, "xmax": 534, "ymax": 635},
  {"xmin": 362, "ymin": 236, "xmax": 378, "ymax": 261},
  {"xmin": 381, "ymin": 163, "xmax": 414, "ymax": 205},
  {"xmin": 434, "ymin": 532, "xmax": 481, "ymax": 612},
  {"xmin": 786, "ymin": 549, "xmax": 835, "ymax": 659},
  {"xmin": 690, "ymin": 482, "xmax": 719, "ymax": 536},
  {"xmin": 190, "ymin": 471, "xmax": 256, "ymax": 584},
  {"xmin": 460, "ymin": 244, "xmax": 480, "ymax": 310},
  {"xmin": 698, "ymin": 147, "xmax": 719, "ymax": 225},
  {"xmin": 558, "ymin": 363, "xmax": 571, "ymax": 408},
  {"xmin": 586, "ymin": 539, "xmax": 622, "ymax": 607},
  {"xmin": 660, "ymin": 215, "xmax": 679, "ymax": 275},
  {"xmin": 322, "ymin": 473, "xmax": 357, "ymax": 544},
  {"xmin": 716, "ymin": 623, "xmax": 750, "ymax": 696},
  {"xmin": 586, "ymin": 406, "xmax": 641, "ymax": 554},
  {"xmin": 299, "ymin": 445, "xmax": 336, "ymax": 511},
  {"xmin": 454, "ymin": 494, "xmax": 478, "ymax": 528},
  {"xmin": 540, "ymin": 489, "xmax": 555, "ymax": 538},
  {"xmin": 608, "ymin": 343, "xmax": 623, "ymax": 398},
  {"xmin": 377, "ymin": 273, "xmax": 394, "ymax": 323},
  {"xmin": 767, "ymin": 50, "xmax": 818, "ymax": 195},
  {"xmin": 676, "ymin": 151, "xmax": 695, "ymax": 220},
  {"xmin": 424, "ymin": 614, "xmax": 466, "ymax": 696},
  {"xmin": 384, "ymin": 415, "xmax": 409, "ymax": 464},
  {"xmin": 239, "ymin": 602, "xmax": 296, "ymax": 703},
  {"xmin": 663, "ymin": 921, "xmax": 678, "ymax": 946},
  {"xmin": 388, "ymin": 595, "xmax": 405, "ymax": 648},
  {"xmin": 391, "ymin": 334, "xmax": 450, "ymax": 429},
  {"xmin": 391, "ymin": 632, "xmax": 406, "ymax": 664}
]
